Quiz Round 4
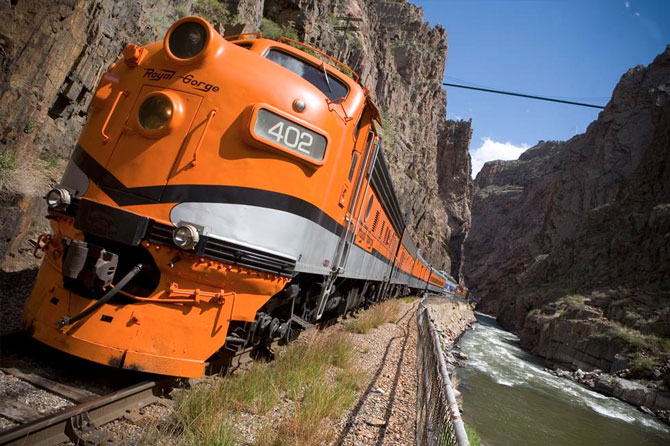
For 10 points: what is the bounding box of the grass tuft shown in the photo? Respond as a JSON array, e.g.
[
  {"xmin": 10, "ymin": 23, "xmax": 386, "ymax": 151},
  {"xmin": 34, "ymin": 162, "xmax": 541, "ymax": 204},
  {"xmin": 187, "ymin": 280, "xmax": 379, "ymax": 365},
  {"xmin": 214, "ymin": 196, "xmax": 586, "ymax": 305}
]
[
  {"xmin": 346, "ymin": 300, "xmax": 401, "ymax": 334},
  {"xmin": 555, "ymin": 294, "xmax": 589, "ymax": 314},
  {"xmin": 0, "ymin": 151, "xmax": 17, "ymax": 170},
  {"xmin": 628, "ymin": 352, "xmax": 660, "ymax": 378},
  {"xmin": 594, "ymin": 322, "xmax": 670, "ymax": 352},
  {"xmin": 0, "ymin": 151, "xmax": 17, "ymax": 179},
  {"xmin": 151, "ymin": 330, "xmax": 364, "ymax": 446},
  {"xmin": 465, "ymin": 424, "xmax": 482, "ymax": 446},
  {"xmin": 592, "ymin": 321, "xmax": 670, "ymax": 378}
]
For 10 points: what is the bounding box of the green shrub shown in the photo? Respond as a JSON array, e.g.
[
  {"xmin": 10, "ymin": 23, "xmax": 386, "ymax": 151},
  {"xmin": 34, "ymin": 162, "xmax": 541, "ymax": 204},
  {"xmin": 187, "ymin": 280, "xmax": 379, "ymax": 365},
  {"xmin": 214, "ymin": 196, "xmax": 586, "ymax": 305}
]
[
  {"xmin": 193, "ymin": 0, "xmax": 231, "ymax": 24},
  {"xmin": 173, "ymin": 5, "xmax": 190, "ymax": 19},
  {"xmin": 39, "ymin": 153, "xmax": 60, "ymax": 170},
  {"xmin": 607, "ymin": 323, "xmax": 670, "ymax": 352},
  {"xmin": 628, "ymin": 352, "xmax": 660, "ymax": 378},
  {"xmin": 23, "ymin": 116, "xmax": 37, "ymax": 134},
  {"xmin": 557, "ymin": 294, "xmax": 587, "ymax": 310},
  {"xmin": 0, "ymin": 151, "xmax": 17, "ymax": 177},
  {"xmin": 260, "ymin": 17, "xmax": 298, "ymax": 41},
  {"xmin": 379, "ymin": 106, "xmax": 397, "ymax": 149}
]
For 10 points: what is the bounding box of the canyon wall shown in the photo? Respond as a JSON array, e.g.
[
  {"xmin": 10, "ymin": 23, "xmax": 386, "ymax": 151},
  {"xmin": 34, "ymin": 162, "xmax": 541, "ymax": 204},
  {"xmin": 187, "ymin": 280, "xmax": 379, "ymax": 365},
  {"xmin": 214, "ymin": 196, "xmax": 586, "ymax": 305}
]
[
  {"xmin": 0, "ymin": 0, "xmax": 471, "ymax": 276},
  {"xmin": 464, "ymin": 47, "xmax": 670, "ymax": 380}
]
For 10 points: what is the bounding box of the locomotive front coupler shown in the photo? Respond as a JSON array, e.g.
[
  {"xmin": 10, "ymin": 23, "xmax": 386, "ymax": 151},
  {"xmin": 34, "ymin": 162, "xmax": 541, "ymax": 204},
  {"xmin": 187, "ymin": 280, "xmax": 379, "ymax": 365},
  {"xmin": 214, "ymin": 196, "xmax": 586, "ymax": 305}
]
[{"xmin": 61, "ymin": 238, "xmax": 119, "ymax": 292}]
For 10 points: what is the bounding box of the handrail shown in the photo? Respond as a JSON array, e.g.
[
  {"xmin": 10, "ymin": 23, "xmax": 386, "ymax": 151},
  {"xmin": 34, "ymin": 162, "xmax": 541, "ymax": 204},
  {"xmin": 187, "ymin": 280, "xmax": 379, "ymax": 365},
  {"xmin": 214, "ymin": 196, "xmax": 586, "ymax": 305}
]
[
  {"xmin": 100, "ymin": 90, "xmax": 127, "ymax": 143},
  {"xmin": 224, "ymin": 31, "xmax": 263, "ymax": 41},
  {"xmin": 278, "ymin": 36, "xmax": 359, "ymax": 82},
  {"xmin": 417, "ymin": 299, "xmax": 470, "ymax": 446},
  {"xmin": 118, "ymin": 282, "xmax": 233, "ymax": 305},
  {"xmin": 191, "ymin": 108, "xmax": 217, "ymax": 166}
]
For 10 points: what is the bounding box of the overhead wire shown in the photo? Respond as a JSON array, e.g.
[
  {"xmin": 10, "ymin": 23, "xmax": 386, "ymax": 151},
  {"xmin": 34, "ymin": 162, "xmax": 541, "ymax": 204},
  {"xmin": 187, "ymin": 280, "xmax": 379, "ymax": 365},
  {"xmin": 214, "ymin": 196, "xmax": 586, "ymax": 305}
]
[
  {"xmin": 444, "ymin": 76, "xmax": 609, "ymax": 101},
  {"xmin": 442, "ymin": 82, "xmax": 606, "ymax": 109}
]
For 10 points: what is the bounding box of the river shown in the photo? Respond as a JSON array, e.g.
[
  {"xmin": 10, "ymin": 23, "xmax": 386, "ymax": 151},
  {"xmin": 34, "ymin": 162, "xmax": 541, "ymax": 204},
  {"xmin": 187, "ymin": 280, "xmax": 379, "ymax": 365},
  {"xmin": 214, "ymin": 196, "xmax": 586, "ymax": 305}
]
[{"xmin": 454, "ymin": 313, "xmax": 670, "ymax": 446}]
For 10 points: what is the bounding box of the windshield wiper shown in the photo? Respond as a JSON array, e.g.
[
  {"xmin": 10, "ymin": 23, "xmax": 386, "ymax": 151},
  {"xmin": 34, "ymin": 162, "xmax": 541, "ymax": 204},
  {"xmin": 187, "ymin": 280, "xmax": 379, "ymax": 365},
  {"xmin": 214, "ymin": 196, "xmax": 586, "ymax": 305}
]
[{"xmin": 322, "ymin": 62, "xmax": 332, "ymax": 93}]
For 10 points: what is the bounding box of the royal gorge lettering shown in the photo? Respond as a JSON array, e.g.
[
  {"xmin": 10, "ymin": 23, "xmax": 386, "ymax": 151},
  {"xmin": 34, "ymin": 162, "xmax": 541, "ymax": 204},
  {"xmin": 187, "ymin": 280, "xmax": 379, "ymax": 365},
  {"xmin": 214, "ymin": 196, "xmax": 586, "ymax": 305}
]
[
  {"xmin": 143, "ymin": 68, "xmax": 219, "ymax": 93},
  {"xmin": 143, "ymin": 68, "xmax": 176, "ymax": 81},
  {"xmin": 177, "ymin": 74, "xmax": 220, "ymax": 93}
]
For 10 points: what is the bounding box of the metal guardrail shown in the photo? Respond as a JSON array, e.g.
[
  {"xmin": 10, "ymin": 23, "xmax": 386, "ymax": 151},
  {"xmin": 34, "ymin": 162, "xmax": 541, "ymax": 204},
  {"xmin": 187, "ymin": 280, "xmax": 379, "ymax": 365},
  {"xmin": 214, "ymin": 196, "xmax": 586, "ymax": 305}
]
[{"xmin": 416, "ymin": 299, "xmax": 469, "ymax": 446}]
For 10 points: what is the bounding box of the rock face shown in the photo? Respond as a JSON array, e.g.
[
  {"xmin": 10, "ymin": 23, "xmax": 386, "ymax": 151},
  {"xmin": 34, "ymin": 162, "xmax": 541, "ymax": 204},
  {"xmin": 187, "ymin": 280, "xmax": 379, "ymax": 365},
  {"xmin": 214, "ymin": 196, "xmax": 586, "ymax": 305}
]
[
  {"xmin": 464, "ymin": 47, "xmax": 670, "ymax": 375},
  {"xmin": 0, "ymin": 0, "xmax": 471, "ymax": 274},
  {"xmin": 0, "ymin": 0, "xmax": 180, "ymax": 270},
  {"xmin": 437, "ymin": 120, "xmax": 472, "ymax": 279}
]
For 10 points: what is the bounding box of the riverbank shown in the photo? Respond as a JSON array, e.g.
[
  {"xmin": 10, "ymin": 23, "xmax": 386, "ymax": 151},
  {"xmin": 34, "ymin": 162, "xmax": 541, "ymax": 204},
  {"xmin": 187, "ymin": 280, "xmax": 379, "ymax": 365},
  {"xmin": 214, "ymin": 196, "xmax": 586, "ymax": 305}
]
[
  {"xmin": 424, "ymin": 295, "xmax": 476, "ymax": 346},
  {"xmin": 479, "ymin": 293, "xmax": 670, "ymax": 426},
  {"xmin": 455, "ymin": 313, "xmax": 670, "ymax": 446},
  {"xmin": 549, "ymin": 366, "xmax": 670, "ymax": 425}
]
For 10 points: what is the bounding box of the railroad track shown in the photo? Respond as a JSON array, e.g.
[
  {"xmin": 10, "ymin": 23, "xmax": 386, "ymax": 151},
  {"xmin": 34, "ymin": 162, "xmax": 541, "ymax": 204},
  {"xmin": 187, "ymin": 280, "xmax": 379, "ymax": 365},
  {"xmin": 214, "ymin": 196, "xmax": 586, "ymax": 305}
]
[
  {"xmin": 0, "ymin": 380, "xmax": 164, "ymax": 446},
  {"xmin": 0, "ymin": 332, "xmax": 171, "ymax": 446},
  {"xmin": 0, "ymin": 331, "xmax": 290, "ymax": 445},
  {"xmin": 0, "ymin": 310, "xmax": 352, "ymax": 445}
]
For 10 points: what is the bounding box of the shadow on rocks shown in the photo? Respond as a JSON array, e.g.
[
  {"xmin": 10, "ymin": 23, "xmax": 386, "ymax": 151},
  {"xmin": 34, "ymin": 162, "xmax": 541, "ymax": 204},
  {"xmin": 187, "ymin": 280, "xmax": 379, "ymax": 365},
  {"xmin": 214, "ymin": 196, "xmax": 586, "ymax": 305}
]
[{"xmin": 0, "ymin": 268, "xmax": 38, "ymax": 336}]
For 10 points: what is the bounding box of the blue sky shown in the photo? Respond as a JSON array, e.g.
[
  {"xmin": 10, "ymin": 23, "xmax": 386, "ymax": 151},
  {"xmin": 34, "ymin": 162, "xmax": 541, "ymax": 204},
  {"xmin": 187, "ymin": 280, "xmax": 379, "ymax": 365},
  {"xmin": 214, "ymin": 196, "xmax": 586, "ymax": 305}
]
[{"xmin": 411, "ymin": 0, "xmax": 670, "ymax": 176}]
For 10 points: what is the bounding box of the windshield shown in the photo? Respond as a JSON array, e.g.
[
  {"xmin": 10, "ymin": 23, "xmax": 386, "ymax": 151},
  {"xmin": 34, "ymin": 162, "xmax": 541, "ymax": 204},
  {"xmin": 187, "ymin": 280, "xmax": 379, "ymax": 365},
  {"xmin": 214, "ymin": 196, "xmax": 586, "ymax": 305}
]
[{"xmin": 265, "ymin": 49, "xmax": 349, "ymax": 101}]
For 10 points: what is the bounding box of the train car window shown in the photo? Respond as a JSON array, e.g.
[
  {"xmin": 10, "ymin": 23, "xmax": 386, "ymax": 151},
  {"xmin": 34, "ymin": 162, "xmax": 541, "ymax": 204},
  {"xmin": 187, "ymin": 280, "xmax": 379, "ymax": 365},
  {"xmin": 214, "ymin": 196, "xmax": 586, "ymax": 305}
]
[
  {"xmin": 265, "ymin": 49, "xmax": 349, "ymax": 101},
  {"xmin": 354, "ymin": 117, "xmax": 362, "ymax": 140},
  {"xmin": 365, "ymin": 196, "xmax": 374, "ymax": 221},
  {"xmin": 348, "ymin": 152, "xmax": 359, "ymax": 181},
  {"xmin": 233, "ymin": 42, "xmax": 253, "ymax": 49}
]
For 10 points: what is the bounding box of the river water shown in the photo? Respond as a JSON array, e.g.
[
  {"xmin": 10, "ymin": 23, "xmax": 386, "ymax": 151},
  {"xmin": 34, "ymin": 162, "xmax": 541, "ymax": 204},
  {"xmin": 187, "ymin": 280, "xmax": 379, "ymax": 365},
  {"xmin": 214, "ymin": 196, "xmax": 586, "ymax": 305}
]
[{"xmin": 454, "ymin": 313, "xmax": 670, "ymax": 446}]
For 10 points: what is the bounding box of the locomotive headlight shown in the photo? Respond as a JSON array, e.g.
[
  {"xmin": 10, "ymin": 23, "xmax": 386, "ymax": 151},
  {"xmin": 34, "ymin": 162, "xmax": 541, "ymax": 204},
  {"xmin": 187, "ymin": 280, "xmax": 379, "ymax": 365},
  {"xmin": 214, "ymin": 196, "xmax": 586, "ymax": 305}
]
[
  {"xmin": 164, "ymin": 17, "xmax": 217, "ymax": 64},
  {"xmin": 173, "ymin": 224, "xmax": 200, "ymax": 250},
  {"xmin": 46, "ymin": 188, "xmax": 71, "ymax": 210},
  {"xmin": 169, "ymin": 21, "xmax": 207, "ymax": 59},
  {"xmin": 135, "ymin": 91, "xmax": 184, "ymax": 138},
  {"xmin": 138, "ymin": 94, "xmax": 173, "ymax": 130}
]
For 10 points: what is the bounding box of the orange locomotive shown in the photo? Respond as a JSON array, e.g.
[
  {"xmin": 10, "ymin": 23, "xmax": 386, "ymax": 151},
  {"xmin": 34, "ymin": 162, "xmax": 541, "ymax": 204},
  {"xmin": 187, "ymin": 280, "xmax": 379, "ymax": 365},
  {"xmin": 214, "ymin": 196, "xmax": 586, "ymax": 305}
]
[{"xmin": 22, "ymin": 16, "xmax": 447, "ymax": 378}]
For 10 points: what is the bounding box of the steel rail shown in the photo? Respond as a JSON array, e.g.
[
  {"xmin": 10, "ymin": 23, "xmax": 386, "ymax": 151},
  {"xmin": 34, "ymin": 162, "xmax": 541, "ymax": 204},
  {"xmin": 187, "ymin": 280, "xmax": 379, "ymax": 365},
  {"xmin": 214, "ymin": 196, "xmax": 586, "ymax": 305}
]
[{"xmin": 0, "ymin": 381, "xmax": 161, "ymax": 446}]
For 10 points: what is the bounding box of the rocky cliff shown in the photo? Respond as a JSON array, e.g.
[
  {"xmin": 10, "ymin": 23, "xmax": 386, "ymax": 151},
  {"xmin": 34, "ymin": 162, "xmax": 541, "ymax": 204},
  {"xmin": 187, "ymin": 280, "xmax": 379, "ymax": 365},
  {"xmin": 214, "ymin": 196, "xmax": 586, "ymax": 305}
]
[
  {"xmin": 0, "ymin": 0, "xmax": 471, "ymax": 275},
  {"xmin": 0, "ymin": 0, "xmax": 180, "ymax": 272},
  {"xmin": 464, "ymin": 47, "xmax": 670, "ymax": 388}
]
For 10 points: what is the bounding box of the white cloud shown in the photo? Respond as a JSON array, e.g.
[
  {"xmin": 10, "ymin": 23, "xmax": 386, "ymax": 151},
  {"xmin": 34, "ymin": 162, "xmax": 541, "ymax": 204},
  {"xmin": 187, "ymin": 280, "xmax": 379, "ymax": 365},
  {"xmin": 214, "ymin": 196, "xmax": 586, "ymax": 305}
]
[
  {"xmin": 625, "ymin": 1, "xmax": 630, "ymax": 8},
  {"xmin": 635, "ymin": 11, "xmax": 640, "ymax": 16},
  {"xmin": 470, "ymin": 137, "xmax": 529, "ymax": 178}
]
